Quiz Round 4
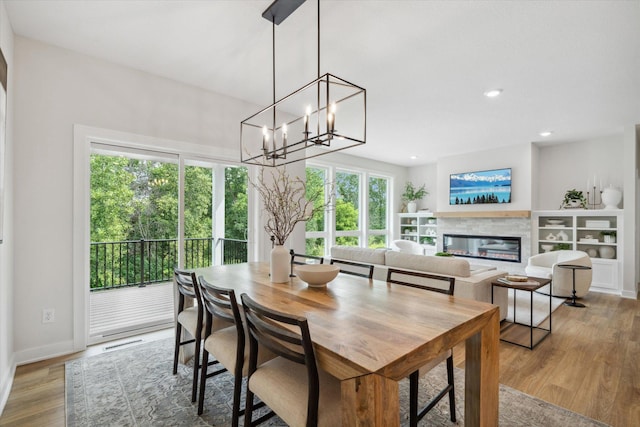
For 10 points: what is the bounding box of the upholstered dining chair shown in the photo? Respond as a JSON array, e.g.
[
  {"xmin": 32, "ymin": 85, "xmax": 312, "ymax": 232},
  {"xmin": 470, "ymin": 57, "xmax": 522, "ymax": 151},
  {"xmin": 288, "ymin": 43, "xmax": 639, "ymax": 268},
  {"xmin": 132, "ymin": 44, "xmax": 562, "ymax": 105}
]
[
  {"xmin": 173, "ymin": 268, "xmax": 205, "ymax": 403},
  {"xmin": 329, "ymin": 258, "xmax": 374, "ymax": 279},
  {"xmin": 240, "ymin": 293, "xmax": 342, "ymax": 427},
  {"xmin": 386, "ymin": 268, "xmax": 457, "ymax": 426},
  {"xmin": 196, "ymin": 277, "xmax": 243, "ymax": 424}
]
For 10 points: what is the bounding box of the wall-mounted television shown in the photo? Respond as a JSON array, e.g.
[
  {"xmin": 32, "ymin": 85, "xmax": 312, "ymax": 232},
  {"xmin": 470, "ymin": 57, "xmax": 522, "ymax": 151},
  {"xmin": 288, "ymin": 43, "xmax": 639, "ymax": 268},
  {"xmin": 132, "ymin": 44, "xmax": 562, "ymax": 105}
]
[{"xmin": 449, "ymin": 168, "xmax": 512, "ymax": 205}]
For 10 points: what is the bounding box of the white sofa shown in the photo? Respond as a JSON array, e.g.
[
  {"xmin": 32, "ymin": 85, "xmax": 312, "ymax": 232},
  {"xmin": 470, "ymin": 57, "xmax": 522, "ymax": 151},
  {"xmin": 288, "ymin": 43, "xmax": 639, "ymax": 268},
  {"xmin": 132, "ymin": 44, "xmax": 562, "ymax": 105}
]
[
  {"xmin": 525, "ymin": 250, "xmax": 592, "ymax": 298},
  {"xmin": 330, "ymin": 246, "xmax": 508, "ymax": 320}
]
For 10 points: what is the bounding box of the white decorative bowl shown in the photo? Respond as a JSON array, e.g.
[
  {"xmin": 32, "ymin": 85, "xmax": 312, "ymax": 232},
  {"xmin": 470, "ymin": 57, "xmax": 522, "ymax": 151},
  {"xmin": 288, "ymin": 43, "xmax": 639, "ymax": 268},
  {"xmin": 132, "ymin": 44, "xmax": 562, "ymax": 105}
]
[
  {"xmin": 541, "ymin": 244, "xmax": 554, "ymax": 252},
  {"xmin": 295, "ymin": 264, "xmax": 340, "ymax": 287}
]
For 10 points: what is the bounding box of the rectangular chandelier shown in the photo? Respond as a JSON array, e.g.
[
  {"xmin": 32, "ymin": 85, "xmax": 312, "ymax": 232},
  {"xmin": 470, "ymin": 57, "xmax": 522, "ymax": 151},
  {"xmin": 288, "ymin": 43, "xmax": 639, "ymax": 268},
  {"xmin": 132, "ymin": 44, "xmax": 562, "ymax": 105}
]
[
  {"xmin": 241, "ymin": 73, "xmax": 366, "ymax": 167},
  {"xmin": 240, "ymin": 0, "xmax": 366, "ymax": 167}
]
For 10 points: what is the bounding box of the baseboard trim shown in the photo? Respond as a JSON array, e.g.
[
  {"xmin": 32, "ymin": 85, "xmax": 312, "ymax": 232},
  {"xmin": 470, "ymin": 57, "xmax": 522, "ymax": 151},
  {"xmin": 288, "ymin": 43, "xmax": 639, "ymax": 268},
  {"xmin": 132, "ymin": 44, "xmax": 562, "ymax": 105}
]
[
  {"xmin": 621, "ymin": 289, "xmax": 639, "ymax": 299},
  {"xmin": 14, "ymin": 339, "xmax": 76, "ymax": 366},
  {"xmin": 0, "ymin": 355, "xmax": 16, "ymax": 416}
]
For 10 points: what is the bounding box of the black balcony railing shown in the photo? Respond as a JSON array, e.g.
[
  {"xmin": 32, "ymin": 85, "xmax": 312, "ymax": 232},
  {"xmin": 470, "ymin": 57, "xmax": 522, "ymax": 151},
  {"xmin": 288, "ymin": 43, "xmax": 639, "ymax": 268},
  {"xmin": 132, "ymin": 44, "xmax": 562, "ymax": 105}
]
[{"xmin": 90, "ymin": 237, "xmax": 248, "ymax": 291}]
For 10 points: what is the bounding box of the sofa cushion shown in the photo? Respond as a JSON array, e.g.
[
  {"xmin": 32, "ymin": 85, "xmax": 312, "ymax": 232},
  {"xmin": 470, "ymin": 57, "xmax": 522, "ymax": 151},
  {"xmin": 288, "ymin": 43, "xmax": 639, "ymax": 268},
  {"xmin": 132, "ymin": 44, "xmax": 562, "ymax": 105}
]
[
  {"xmin": 385, "ymin": 251, "xmax": 471, "ymax": 278},
  {"xmin": 330, "ymin": 246, "xmax": 387, "ymax": 265}
]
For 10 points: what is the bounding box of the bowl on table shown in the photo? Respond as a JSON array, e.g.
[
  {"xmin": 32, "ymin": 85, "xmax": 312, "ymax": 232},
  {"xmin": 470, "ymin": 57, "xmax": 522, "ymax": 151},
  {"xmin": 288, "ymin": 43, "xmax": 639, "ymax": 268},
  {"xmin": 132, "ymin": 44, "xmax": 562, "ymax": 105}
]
[{"xmin": 295, "ymin": 264, "xmax": 340, "ymax": 288}]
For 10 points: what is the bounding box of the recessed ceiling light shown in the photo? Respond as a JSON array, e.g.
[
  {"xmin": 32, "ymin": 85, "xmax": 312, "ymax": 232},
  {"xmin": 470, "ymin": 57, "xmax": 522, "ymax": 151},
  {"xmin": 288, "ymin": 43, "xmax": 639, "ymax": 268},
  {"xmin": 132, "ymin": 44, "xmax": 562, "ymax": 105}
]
[
  {"xmin": 539, "ymin": 131, "xmax": 553, "ymax": 137},
  {"xmin": 410, "ymin": 155, "xmax": 418, "ymax": 160},
  {"xmin": 484, "ymin": 89, "xmax": 503, "ymax": 98}
]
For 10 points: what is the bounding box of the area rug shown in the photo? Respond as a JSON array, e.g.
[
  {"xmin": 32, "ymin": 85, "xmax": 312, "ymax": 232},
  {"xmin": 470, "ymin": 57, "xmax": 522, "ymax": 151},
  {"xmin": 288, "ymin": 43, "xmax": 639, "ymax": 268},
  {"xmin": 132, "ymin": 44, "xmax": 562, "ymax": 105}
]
[
  {"xmin": 506, "ymin": 285, "xmax": 566, "ymax": 327},
  {"xmin": 65, "ymin": 338, "xmax": 608, "ymax": 427}
]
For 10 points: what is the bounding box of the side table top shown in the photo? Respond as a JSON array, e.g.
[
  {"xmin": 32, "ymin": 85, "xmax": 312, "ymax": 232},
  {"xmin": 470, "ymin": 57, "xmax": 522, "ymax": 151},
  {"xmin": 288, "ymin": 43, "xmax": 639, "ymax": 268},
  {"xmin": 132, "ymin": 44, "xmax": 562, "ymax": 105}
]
[
  {"xmin": 556, "ymin": 264, "xmax": 592, "ymax": 270},
  {"xmin": 492, "ymin": 276, "xmax": 551, "ymax": 291}
]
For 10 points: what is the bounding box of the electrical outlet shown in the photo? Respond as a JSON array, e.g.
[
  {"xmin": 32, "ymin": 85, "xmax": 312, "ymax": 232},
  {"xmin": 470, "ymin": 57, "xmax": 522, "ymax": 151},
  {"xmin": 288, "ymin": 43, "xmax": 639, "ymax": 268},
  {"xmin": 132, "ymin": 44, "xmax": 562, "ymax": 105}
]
[{"xmin": 42, "ymin": 308, "xmax": 55, "ymax": 323}]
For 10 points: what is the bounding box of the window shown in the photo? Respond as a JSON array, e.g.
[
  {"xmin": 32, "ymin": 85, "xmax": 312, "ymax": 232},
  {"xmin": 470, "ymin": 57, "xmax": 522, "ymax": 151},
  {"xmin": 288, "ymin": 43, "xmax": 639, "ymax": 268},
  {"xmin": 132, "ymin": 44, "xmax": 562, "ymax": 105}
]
[
  {"xmin": 335, "ymin": 170, "xmax": 361, "ymax": 246},
  {"xmin": 368, "ymin": 175, "xmax": 388, "ymax": 248},
  {"xmin": 306, "ymin": 164, "xmax": 391, "ymax": 255}
]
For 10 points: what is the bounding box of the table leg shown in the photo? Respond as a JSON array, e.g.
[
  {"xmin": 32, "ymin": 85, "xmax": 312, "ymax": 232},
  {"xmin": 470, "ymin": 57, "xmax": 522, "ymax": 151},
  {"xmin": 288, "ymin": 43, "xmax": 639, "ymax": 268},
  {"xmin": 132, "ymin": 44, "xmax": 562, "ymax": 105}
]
[
  {"xmin": 465, "ymin": 308, "xmax": 500, "ymax": 427},
  {"xmin": 341, "ymin": 374, "xmax": 399, "ymax": 426}
]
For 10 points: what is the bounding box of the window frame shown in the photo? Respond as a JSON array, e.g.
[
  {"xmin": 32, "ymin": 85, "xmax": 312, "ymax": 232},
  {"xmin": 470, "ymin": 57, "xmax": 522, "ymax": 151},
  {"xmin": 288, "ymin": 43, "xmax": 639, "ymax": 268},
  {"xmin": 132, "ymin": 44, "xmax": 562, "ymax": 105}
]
[{"xmin": 306, "ymin": 161, "xmax": 392, "ymax": 255}]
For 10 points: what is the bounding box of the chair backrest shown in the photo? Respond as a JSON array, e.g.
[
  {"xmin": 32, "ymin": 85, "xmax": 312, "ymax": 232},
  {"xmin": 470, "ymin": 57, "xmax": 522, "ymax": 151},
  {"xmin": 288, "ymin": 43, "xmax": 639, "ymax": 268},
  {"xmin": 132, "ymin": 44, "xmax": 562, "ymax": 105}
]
[
  {"xmin": 198, "ymin": 276, "xmax": 244, "ymax": 339},
  {"xmin": 290, "ymin": 250, "xmax": 324, "ymax": 265},
  {"xmin": 240, "ymin": 293, "xmax": 320, "ymax": 425},
  {"xmin": 174, "ymin": 268, "xmax": 202, "ymax": 312},
  {"xmin": 329, "ymin": 258, "xmax": 374, "ymax": 279},
  {"xmin": 386, "ymin": 268, "xmax": 455, "ymax": 295}
]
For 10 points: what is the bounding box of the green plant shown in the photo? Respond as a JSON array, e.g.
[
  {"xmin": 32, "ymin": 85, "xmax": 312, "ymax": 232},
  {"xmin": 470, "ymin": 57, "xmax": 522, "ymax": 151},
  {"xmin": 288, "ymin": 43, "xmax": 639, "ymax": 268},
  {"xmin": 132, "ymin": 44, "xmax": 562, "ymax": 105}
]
[
  {"xmin": 402, "ymin": 182, "xmax": 428, "ymax": 202},
  {"xmin": 562, "ymin": 189, "xmax": 587, "ymax": 208},
  {"xmin": 553, "ymin": 243, "xmax": 571, "ymax": 251},
  {"xmin": 435, "ymin": 251, "xmax": 453, "ymax": 257},
  {"xmin": 600, "ymin": 230, "xmax": 617, "ymax": 237},
  {"xmin": 421, "ymin": 236, "xmax": 435, "ymax": 245}
]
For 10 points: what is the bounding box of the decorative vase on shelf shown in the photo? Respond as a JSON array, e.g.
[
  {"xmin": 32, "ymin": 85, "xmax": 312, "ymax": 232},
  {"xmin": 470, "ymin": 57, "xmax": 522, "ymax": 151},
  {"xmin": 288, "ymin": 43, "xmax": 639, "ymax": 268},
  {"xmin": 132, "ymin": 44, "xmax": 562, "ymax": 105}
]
[
  {"xmin": 598, "ymin": 246, "xmax": 615, "ymax": 259},
  {"xmin": 601, "ymin": 186, "xmax": 622, "ymax": 210},
  {"xmin": 407, "ymin": 201, "xmax": 417, "ymax": 213},
  {"xmin": 270, "ymin": 245, "xmax": 290, "ymax": 283}
]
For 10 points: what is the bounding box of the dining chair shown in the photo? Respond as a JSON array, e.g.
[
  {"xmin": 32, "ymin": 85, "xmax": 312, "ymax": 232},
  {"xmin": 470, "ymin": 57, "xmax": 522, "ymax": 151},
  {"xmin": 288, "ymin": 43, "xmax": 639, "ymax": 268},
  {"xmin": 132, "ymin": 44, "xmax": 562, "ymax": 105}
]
[
  {"xmin": 240, "ymin": 293, "xmax": 341, "ymax": 427},
  {"xmin": 329, "ymin": 258, "xmax": 374, "ymax": 279},
  {"xmin": 290, "ymin": 250, "xmax": 324, "ymax": 265},
  {"xmin": 290, "ymin": 250, "xmax": 325, "ymax": 277},
  {"xmin": 386, "ymin": 268, "xmax": 457, "ymax": 426},
  {"xmin": 196, "ymin": 277, "xmax": 242, "ymax": 423},
  {"xmin": 173, "ymin": 268, "xmax": 205, "ymax": 403}
]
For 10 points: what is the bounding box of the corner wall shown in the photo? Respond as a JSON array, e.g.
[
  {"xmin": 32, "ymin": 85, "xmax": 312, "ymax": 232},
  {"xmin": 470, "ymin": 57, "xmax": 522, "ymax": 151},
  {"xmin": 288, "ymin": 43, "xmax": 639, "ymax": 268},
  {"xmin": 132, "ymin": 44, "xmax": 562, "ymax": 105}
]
[{"xmin": 0, "ymin": 0, "xmax": 14, "ymax": 413}]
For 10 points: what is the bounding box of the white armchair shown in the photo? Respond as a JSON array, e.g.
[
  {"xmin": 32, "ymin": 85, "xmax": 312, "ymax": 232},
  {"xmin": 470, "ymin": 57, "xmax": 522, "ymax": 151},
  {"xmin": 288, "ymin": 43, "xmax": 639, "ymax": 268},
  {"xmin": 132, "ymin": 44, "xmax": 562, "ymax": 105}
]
[
  {"xmin": 525, "ymin": 250, "xmax": 592, "ymax": 298},
  {"xmin": 391, "ymin": 239, "xmax": 424, "ymax": 255}
]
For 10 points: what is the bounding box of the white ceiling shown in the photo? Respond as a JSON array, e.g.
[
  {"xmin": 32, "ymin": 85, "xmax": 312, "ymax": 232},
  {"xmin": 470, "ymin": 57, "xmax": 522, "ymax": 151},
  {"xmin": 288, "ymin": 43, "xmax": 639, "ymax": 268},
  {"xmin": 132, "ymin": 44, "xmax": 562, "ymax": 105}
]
[{"xmin": 5, "ymin": 0, "xmax": 640, "ymax": 166}]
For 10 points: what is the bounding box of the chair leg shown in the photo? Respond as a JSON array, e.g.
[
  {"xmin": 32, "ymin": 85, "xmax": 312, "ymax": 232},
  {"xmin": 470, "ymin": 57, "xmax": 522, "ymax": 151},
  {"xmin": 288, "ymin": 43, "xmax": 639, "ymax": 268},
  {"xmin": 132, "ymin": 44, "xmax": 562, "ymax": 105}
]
[
  {"xmin": 446, "ymin": 356, "xmax": 456, "ymax": 422},
  {"xmin": 192, "ymin": 333, "xmax": 202, "ymax": 402},
  {"xmin": 197, "ymin": 349, "xmax": 209, "ymax": 415},
  {"xmin": 231, "ymin": 366, "xmax": 243, "ymax": 427},
  {"xmin": 244, "ymin": 385, "xmax": 255, "ymax": 427},
  {"xmin": 409, "ymin": 370, "xmax": 419, "ymax": 427},
  {"xmin": 173, "ymin": 323, "xmax": 182, "ymax": 375}
]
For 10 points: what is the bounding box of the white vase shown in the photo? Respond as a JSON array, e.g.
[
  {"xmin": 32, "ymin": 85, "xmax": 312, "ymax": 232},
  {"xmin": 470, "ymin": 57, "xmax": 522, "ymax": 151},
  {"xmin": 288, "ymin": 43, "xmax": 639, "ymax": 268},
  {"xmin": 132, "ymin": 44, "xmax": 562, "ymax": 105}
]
[
  {"xmin": 270, "ymin": 244, "xmax": 290, "ymax": 283},
  {"xmin": 407, "ymin": 201, "xmax": 417, "ymax": 213},
  {"xmin": 601, "ymin": 186, "xmax": 622, "ymax": 210}
]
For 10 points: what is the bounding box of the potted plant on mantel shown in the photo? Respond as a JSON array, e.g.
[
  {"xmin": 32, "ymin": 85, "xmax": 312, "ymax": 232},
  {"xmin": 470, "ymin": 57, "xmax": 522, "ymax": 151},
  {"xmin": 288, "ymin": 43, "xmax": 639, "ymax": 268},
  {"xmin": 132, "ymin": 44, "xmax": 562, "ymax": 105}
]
[
  {"xmin": 251, "ymin": 167, "xmax": 333, "ymax": 283},
  {"xmin": 561, "ymin": 189, "xmax": 587, "ymax": 209},
  {"xmin": 402, "ymin": 182, "xmax": 428, "ymax": 213}
]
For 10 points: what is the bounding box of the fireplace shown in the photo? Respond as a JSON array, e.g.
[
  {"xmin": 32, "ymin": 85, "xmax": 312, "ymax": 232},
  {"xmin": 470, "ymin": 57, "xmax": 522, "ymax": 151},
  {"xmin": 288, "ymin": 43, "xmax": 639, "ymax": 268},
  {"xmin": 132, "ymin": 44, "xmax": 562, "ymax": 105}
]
[{"xmin": 443, "ymin": 234, "xmax": 521, "ymax": 263}]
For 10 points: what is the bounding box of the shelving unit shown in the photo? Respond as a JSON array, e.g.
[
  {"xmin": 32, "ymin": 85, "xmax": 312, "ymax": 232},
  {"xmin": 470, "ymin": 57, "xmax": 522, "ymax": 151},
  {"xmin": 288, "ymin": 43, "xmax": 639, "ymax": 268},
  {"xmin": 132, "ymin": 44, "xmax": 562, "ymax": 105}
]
[
  {"xmin": 398, "ymin": 212, "xmax": 437, "ymax": 255},
  {"xmin": 532, "ymin": 210, "xmax": 622, "ymax": 293}
]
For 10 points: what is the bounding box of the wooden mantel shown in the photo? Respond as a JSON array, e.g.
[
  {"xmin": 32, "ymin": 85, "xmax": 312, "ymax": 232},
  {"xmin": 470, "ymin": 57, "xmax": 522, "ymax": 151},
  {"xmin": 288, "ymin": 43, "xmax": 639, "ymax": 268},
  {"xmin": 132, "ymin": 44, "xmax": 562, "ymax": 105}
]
[{"xmin": 435, "ymin": 210, "xmax": 531, "ymax": 218}]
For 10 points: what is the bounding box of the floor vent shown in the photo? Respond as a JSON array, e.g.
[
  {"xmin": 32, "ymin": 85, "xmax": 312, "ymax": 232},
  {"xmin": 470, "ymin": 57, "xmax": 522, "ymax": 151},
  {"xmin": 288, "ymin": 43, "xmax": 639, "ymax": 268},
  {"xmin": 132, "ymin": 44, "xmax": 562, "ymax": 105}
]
[{"xmin": 104, "ymin": 339, "xmax": 143, "ymax": 351}]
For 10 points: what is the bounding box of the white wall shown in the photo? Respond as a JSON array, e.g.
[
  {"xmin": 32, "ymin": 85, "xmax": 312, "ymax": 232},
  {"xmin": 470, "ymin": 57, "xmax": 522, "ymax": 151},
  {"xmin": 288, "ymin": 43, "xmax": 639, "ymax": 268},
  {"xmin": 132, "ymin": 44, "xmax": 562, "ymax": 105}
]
[
  {"xmin": 0, "ymin": 0, "xmax": 14, "ymax": 412},
  {"xmin": 436, "ymin": 143, "xmax": 532, "ymax": 213},
  {"xmin": 11, "ymin": 37, "xmax": 262, "ymax": 362},
  {"xmin": 407, "ymin": 162, "xmax": 437, "ymax": 212},
  {"xmin": 535, "ymin": 135, "xmax": 624, "ymax": 210}
]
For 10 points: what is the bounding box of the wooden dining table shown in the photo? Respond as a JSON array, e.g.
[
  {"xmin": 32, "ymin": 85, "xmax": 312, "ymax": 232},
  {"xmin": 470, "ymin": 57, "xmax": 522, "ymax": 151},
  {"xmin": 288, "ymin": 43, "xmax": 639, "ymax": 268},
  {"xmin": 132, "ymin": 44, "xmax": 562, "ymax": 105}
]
[{"xmin": 196, "ymin": 262, "xmax": 499, "ymax": 426}]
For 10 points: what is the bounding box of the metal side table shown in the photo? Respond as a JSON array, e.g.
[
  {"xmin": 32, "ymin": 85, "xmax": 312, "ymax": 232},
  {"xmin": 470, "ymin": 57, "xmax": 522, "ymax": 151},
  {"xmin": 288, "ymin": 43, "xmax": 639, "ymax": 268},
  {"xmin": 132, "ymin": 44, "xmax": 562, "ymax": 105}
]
[{"xmin": 558, "ymin": 264, "xmax": 591, "ymax": 308}]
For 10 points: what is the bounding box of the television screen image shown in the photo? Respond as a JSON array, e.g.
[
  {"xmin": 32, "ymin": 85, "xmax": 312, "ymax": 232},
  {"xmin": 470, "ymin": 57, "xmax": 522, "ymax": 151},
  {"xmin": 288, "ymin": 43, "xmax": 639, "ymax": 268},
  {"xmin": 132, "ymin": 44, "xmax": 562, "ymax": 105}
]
[{"xmin": 450, "ymin": 168, "xmax": 512, "ymax": 205}]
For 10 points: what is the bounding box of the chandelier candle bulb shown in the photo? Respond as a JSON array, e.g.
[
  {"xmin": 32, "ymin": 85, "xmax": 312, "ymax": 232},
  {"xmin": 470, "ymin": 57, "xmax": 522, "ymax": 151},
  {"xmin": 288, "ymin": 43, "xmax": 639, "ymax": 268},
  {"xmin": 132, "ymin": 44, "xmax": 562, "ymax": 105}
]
[
  {"xmin": 282, "ymin": 123, "xmax": 287, "ymax": 154},
  {"xmin": 262, "ymin": 126, "xmax": 268, "ymax": 151}
]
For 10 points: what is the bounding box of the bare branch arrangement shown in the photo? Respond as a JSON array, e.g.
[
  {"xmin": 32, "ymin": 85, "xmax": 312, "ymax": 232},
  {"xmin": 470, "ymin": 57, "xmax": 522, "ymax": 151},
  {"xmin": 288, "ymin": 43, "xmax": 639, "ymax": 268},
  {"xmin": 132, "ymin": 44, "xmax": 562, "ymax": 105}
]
[{"xmin": 251, "ymin": 167, "xmax": 333, "ymax": 246}]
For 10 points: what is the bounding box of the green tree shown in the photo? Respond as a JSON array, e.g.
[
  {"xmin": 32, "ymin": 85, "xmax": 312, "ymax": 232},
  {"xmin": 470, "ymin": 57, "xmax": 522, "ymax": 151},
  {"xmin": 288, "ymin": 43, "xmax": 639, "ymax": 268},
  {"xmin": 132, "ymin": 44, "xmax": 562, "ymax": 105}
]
[
  {"xmin": 305, "ymin": 167, "xmax": 326, "ymax": 232},
  {"xmin": 335, "ymin": 172, "xmax": 359, "ymax": 231},
  {"xmin": 224, "ymin": 166, "xmax": 248, "ymax": 240},
  {"xmin": 184, "ymin": 166, "xmax": 213, "ymax": 238},
  {"xmin": 368, "ymin": 177, "xmax": 387, "ymax": 230},
  {"xmin": 90, "ymin": 154, "xmax": 134, "ymax": 242}
]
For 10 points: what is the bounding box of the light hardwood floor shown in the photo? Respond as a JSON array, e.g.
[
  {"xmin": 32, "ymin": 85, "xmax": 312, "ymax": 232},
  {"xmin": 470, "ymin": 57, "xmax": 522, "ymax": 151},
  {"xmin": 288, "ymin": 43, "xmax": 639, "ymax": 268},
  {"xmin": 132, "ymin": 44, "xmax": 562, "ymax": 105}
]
[{"xmin": 1, "ymin": 293, "xmax": 638, "ymax": 426}]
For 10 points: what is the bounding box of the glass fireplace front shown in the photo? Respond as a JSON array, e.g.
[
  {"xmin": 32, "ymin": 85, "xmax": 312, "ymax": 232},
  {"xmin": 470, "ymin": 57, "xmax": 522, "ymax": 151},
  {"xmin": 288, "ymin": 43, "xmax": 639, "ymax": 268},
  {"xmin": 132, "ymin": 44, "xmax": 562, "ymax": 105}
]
[{"xmin": 443, "ymin": 234, "xmax": 521, "ymax": 263}]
